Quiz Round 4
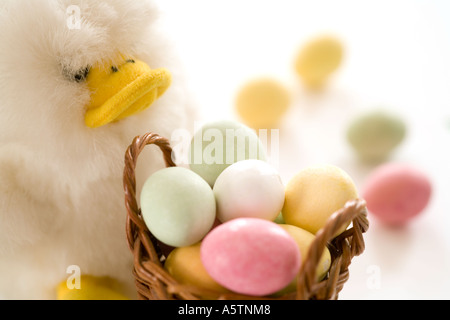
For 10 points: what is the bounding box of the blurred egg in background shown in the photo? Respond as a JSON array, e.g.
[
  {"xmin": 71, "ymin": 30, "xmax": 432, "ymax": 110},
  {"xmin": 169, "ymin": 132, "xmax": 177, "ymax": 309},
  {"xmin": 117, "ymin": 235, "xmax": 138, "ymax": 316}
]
[
  {"xmin": 235, "ymin": 77, "xmax": 291, "ymax": 130},
  {"xmin": 294, "ymin": 35, "xmax": 344, "ymax": 91},
  {"xmin": 155, "ymin": 0, "xmax": 450, "ymax": 299},
  {"xmin": 346, "ymin": 109, "xmax": 407, "ymax": 164}
]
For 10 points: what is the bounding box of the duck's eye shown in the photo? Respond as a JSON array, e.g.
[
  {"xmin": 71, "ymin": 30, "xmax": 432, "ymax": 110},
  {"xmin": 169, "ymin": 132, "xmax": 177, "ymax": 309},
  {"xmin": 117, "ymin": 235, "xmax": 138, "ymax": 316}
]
[
  {"xmin": 73, "ymin": 67, "xmax": 90, "ymax": 82},
  {"xmin": 63, "ymin": 66, "xmax": 90, "ymax": 83}
]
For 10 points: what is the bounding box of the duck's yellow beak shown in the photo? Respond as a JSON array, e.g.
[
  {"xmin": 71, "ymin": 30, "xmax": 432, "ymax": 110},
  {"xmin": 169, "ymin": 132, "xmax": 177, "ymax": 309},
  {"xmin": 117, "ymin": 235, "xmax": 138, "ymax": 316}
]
[{"xmin": 84, "ymin": 58, "xmax": 171, "ymax": 128}]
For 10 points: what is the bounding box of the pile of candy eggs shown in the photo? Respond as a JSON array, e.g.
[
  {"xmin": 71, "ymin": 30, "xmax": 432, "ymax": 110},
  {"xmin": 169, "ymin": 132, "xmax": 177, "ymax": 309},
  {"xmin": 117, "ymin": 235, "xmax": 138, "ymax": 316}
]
[{"xmin": 140, "ymin": 120, "xmax": 360, "ymax": 297}]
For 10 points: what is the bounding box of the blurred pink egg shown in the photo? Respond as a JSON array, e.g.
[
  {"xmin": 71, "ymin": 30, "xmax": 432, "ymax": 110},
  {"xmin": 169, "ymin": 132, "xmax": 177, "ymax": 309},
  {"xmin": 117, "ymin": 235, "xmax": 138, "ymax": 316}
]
[
  {"xmin": 363, "ymin": 163, "xmax": 432, "ymax": 226},
  {"xmin": 200, "ymin": 218, "xmax": 301, "ymax": 296}
]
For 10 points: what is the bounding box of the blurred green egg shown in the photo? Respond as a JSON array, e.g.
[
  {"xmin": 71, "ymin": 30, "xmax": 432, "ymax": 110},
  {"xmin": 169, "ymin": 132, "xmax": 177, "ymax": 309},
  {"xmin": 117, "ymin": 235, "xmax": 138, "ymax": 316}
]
[
  {"xmin": 347, "ymin": 110, "xmax": 407, "ymax": 163},
  {"xmin": 189, "ymin": 120, "xmax": 267, "ymax": 187}
]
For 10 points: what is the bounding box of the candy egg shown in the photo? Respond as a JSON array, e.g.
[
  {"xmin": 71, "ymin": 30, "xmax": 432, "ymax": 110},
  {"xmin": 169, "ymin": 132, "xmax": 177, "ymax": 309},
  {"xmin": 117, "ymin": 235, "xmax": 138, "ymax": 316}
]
[
  {"xmin": 164, "ymin": 243, "xmax": 230, "ymax": 295},
  {"xmin": 283, "ymin": 165, "xmax": 358, "ymax": 235},
  {"xmin": 295, "ymin": 35, "xmax": 343, "ymax": 89},
  {"xmin": 140, "ymin": 167, "xmax": 216, "ymax": 247},
  {"xmin": 363, "ymin": 163, "xmax": 432, "ymax": 226},
  {"xmin": 213, "ymin": 159, "xmax": 285, "ymax": 223},
  {"xmin": 347, "ymin": 110, "xmax": 407, "ymax": 163},
  {"xmin": 235, "ymin": 78, "xmax": 291, "ymax": 130},
  {"xmin": 189, "ymin": 120, "xmax": 267, "ymax": 187},
  {"xmin": 201, "ymin": 218, "xmax": 301, "ymax": 297},
  {"xmin": 275, "ymin": 224, "xmax": 331, "ymax": 295},
  {"xmin": 273, "ymin": 212, "xmax": 285, "ymax": 224}
]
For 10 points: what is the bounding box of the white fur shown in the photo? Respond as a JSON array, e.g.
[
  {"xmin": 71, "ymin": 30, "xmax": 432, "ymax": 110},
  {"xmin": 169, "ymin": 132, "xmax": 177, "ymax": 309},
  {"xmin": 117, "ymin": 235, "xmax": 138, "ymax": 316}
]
[{"xmin": 0, "ymin": 0, "xmax": 196, "ymax": 299}]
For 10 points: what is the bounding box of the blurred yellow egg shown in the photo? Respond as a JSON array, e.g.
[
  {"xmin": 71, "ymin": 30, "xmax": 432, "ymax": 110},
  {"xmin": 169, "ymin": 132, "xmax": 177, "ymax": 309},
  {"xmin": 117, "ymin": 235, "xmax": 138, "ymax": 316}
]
[
  {"xmin": 164, "ymin": 243, "xmax": 230, "ymax": 295},
  {"xmin": 235, "ymin": 78, "xmax": 291, "ymax": 129},
  {"xmin": 282, "ymin": 165, "xmax": 358, "ymax": 235},
  {"xmin": 274, "ymin": 224, "xmax": 331, "ymax": 295},
  {"xmin": 295, "ymin": 35, "xmax": 343, "ymax": 89}
]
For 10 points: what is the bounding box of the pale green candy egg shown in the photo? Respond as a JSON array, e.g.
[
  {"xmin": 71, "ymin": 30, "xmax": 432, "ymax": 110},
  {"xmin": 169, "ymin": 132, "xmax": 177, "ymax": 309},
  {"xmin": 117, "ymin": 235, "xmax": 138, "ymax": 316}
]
[
  {"xmin": 189, "ymin": 120, "xmax": 267, "ymax": 187},
  {"xmin": 140, "ymin": 167, "xmax": 216, "ymax": 248},
  {"xmin": 274, "ymin": 212, "xmax": 285, "ymax": 224},
  {"xmin": 347, "ymin": 110, "xmax": 407, "ymax": 163}
]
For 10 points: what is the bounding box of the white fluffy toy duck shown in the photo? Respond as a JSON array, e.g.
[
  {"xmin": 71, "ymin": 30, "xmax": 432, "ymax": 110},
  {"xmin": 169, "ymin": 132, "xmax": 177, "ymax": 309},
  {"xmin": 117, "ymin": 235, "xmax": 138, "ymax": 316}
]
[{"xmin": 0, "ymin": 0, "xmax": 195, "ymax": 299}]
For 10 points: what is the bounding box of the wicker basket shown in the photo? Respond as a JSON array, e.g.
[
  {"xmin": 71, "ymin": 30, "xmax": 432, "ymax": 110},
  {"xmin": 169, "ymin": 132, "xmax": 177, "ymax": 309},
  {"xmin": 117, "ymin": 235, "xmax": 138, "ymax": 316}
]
[{"xmin": 123, "ymin": 132, "xmax": 369, "ymax": 300}]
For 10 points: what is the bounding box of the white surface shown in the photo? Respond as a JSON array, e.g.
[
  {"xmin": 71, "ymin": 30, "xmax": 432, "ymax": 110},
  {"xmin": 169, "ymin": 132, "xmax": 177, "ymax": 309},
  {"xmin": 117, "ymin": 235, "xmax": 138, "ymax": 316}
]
[{"xmin": 155, "ymin": 0, "xmax": 450, "ymax": 300}]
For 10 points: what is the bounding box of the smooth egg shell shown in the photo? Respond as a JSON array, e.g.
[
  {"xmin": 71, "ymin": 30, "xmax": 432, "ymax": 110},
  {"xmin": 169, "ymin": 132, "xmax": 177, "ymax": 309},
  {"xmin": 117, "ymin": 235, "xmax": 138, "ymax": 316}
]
[
  {"xmin": 295, "ymin": 35, "xmax": 343, "ymax": 89},
  {"xmin": 164, "ymin": 243, "xmax": 230, "ymax": 296},
  {"xmin": 363, "ymin": 163, "xmax": 432, "ymax": 226},
  {"xmin": 347, "ymin": 110, "xmax": 407, "ymax": 163},
  {"xmin": 140, "ymin": 167, "xmax": 216, "ymax": 247},
  {"xmin": 189, "ymin": 120, "xmax": 267, "ymax": 187},
  {"xmin": 214, "ymin": 159, "xmax": 285, "ymax": 222},
  {"xmin": 201, "ymin": 218, "xmax": 301, "ymax": 297},
  {"xmin": 235, "ymin": 78, "xmax": 291, "ymax": 130},
  {"xmin": 280, "ymin": 224, "xmax": 331, "ymax": 281},
  {"xmin": 283, "ymin": 165, "xmax": 358, "ymax": 235},
  {"xmin": 274, "ymin": 224, "xmax": 331, "ymax": 296}
]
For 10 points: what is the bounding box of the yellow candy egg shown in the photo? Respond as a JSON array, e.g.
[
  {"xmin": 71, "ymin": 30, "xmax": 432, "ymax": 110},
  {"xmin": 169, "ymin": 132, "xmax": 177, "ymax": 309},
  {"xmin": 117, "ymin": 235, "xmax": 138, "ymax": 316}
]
[
  {"xmin": 295, "ymin": 35, "xmax": 343, "ymax": 90},
  {"xmin": 235, "ymin": 78, "xmax": 291, "ymax": 129},
  {"xmin": 280, "ymin": 224, "xmax": 331, "ymax": 280},
  {"xmin": 164, "ymin": 243, "xmax": 230, "ymax": 296},
  {"xmin": 274, "ymin": 224, "xmax": 331, "ymax": 295},
  {"xmin": 282, "ymin": 165, "xmax": 358, "ymax": 235}
]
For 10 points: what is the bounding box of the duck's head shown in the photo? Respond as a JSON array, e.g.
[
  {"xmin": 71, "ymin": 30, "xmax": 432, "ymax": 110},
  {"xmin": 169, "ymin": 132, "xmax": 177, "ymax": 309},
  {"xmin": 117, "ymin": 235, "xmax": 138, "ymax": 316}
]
[
  {"xmin": 0, "ymin": 0, "xmax": 173, "ymax": 131},
  {"xmin": 82, "ymin": 56, "xmax": 171, "ymax": 128}
]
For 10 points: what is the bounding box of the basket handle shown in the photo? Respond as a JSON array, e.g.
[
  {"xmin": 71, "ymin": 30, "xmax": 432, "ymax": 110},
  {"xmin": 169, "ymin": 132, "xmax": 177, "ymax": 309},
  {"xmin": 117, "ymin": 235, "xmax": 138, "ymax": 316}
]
[
  {"xmin": 123, "ymin": 133, "xmax": 176, "ymax": 252},
  {"xmin": 296, "ymin": 198, "xmax": 369, "ymax": 300}
]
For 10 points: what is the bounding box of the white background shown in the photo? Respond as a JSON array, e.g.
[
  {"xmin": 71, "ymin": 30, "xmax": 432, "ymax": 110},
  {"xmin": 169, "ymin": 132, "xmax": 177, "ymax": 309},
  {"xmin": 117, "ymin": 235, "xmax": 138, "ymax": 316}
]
[{"xmin": 154, "ymin": 0, "xmax": 450, "ymax": 300}]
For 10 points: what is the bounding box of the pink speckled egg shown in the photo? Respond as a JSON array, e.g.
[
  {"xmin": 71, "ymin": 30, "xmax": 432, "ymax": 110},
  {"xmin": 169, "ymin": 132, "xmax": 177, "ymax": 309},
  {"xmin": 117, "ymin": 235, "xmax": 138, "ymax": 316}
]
[
  {"xmin": 363, "ymin": 163, "xmax": 432, "ymax": 226},
  {"xmin": 200, "ymin": 218, "xmax": 301, "ymax": 296}
]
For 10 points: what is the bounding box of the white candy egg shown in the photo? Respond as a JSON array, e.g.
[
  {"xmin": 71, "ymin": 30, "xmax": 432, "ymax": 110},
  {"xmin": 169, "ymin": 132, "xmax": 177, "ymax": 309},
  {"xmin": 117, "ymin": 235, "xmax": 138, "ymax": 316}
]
[{"xmin": 213, "ymin": 159, "xmax": 285, "ymax": 222}]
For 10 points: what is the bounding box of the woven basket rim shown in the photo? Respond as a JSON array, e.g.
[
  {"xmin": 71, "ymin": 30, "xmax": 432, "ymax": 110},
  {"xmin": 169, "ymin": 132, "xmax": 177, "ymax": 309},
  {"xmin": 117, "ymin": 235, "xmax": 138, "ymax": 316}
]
[{"xmin": 123, "ymin": 132, "xmax": 369, "ymax": 300}]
